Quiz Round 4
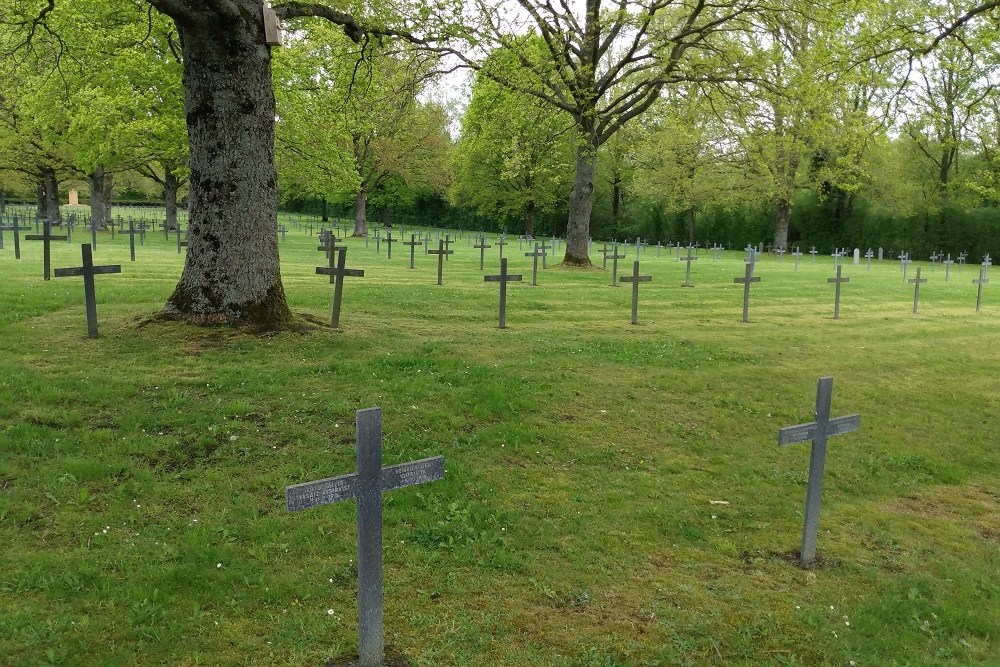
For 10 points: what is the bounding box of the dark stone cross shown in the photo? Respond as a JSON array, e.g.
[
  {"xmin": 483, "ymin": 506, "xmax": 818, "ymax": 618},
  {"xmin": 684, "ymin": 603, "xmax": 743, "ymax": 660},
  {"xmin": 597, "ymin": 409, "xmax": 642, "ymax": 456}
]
[
  {"xmin": 484, "ymin": 257, "xmax": 523, "ymax": 328},
  {"xmin": 600, "ymin": 242, "xmax": 610, "ymax": 269},
  {"xmin": 909, "ymin": 267, "xmax": 927, "ymax": 314},
  {"xmin": 682, "ymin": 246, "xmax": 698, "ymax": 287},
  {"xmin": 474, "ymin": 236, "xmax": 492, "ymax": 270},
  {"xmin": 0, "ymin": 215, "xmax": 31, "ymax": 259},
  {"xmin": 403, "ymin": 234, "xmax": 420, "ymax": 269},
  {"xmin": 827, "ymin": 264, "xmax": 849, "ymax": 319},
  {"xmin": 619, "ymin": 260, "xmax": 653, "ymax": 324},
  {"xmin": 384, "ymin": 231, "xmax": 394, "ymax": 259},
  {"xmin": 278, "ymin": 225, "xmax": 287, "ymax": 243},
  {"xmin": 428, "ymin": 239, "xmax": 453, "ymax": 285},
  {"xmin": 778, "ymin": 377, "xmax": 860, "ymax": 566},
  {"xmin": 53, "ymin": 244, "xmax": 122, "ymax": 339},
  {"xmin": 285, "ymin": 407, "xmax": 445, "ymax": 667},
  {"xmin": 496, "ymin": 234, "xmax": 508, "ymax": 260},
  {"xmin": 25, "ymin": 220, "xmax": 69, "ymax": 280},
  {"xmin": 604, "ymin": 243, "xmax": 626, "ymax": 287},
  {"xmin": 524, "ymin": 242, "xmax": 546, "ymax": 286},
  {"xmin": 442, "ymin": 234, "xmax": 454, "ymax": 261},
  {"xmin": 734, "ymin": 262, "xmax": 761, "ymax": 323},
  {"xmin": 176, "ymin": 226, "xmax": 188, "ymax": 254},
  {"xmin": 118, "ymin": 219, "xmax": 142, "ymax": 262},
  {"xmin": 974, "ymin": 267, "xmax": 989, "ymax": 312},
  {"xmin": 316, "ymin": 246, "xmax": 365, "ymax": 329}
]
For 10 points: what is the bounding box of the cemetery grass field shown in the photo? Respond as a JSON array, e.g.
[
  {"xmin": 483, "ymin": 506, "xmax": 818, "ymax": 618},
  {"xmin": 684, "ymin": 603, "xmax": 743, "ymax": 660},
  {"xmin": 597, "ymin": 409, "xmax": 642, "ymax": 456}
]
[{"xmin": 1, "ymin": 211, "xmax": 998, "ymax": 666}]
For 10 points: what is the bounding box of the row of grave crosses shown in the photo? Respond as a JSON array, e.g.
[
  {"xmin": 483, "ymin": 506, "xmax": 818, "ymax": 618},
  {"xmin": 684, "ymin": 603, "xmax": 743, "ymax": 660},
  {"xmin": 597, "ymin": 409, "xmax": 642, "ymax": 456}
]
[{"xmin": 286, "ymin": 375, "xmax": 857, "ymax": 665}]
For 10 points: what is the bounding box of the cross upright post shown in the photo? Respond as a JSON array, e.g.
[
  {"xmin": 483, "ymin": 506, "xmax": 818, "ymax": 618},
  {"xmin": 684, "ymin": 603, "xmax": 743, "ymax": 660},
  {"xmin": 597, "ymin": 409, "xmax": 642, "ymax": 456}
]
[
  {"xmin": 496, "ymin": 234, "xmax": 507, "ymax": 260},
  {"xmin": 809, "ymin": 246, "xmax": 818, "ymax": 263},
  {"xmin": 315, "ymin": 247, "xmax": 365, "ymax": 329},
  {"xmin": 24, "ymin": 219, "xmax": 68, "ymax": 280},
  {"xmin": 779, "ymin": 377, "xmax": 860, "ymax": 566},
  {"xmin": 682, "ymin": 246, "xmax": 698, "ymax": 287},
  {"xmin": 176, "ymin": 226, "xmax": 188, "ymax": 254},
  {"xmin": 474, "ymin": 235, "xmax": 492, "ymax": 270},
  {"xmin": 973, "ymin": 267, "xmax": 989, "ymax": 312},
  {"xmin": 619, "ymin": 260, "xmax": 653, "ymax": 324},
  {"xmin": 403, "ymin": 234, "xmax": 420, "ymax": 269},
  {"xmin": 792, "ymin": 247, "xmax": 803, "ymax": 271},
  {"xmin": 385, "ymin": 231, "xmax": 394, "ymax": 259},
  {"xmin": 909, "ymin": 267, "xmax": 927, "ymax": 314},
  {"xmin": 827, "ymin": 264, "xmax": 849, "ymax": 319},
  {"xmin": 604, "ymin": 243, "xmax": 626, "ymax": 287},
  {"xmin": 118, "ymin": 219, "xmax": 141, "ymax": 262},
  {"xmin": 53, "ymin": 244, "xmax": 122, "ymax": 338},
  {"xmin": 943, "ymin": 254, "xmax": 953, "ymax": 282},
  {"xmin": 901, "ymin": 254, "xmax": 911, "ymax": 284},
  {"xmin": 734, "ymin": 262, "xmax": 761, "ymax": 323},
  {"xmin": 285, "ymin": 407, "xmax": 445, "ymax": 667},
  {"xmin": 427, "ymin": 239, "xmax": 452, "ymax": 285},
  {"xmin": 537, "ymin": 240, "xmax": 552, "ymax": 269},
  {"xmin": 864, "ymin": 249, "xmax": 874, "ymax": 271},
  {"xmin": 484, "ymin": 257, "xmax": 523, "ymax": 328}
]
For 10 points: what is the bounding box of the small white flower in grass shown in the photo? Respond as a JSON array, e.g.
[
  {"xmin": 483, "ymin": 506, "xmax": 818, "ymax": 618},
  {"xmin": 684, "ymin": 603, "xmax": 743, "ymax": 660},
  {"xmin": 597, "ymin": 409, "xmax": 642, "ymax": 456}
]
[
  {"xmin": 327, "ymin": 609, "xmax": 335, "ymax": 615},
  {"xmin": 217, "ymin": 563, "xmax": 222, "ymax": 568},
  {"xmin": 230, "ymin": 435, "xmax": 237, "ymax": 441}
]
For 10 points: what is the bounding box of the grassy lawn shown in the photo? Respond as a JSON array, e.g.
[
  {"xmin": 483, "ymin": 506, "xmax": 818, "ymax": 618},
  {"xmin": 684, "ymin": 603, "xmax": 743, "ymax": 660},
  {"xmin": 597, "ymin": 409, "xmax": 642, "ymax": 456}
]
[{"xmin": 1, "ymin": 212, "xmax": 997, "ymax": 666}]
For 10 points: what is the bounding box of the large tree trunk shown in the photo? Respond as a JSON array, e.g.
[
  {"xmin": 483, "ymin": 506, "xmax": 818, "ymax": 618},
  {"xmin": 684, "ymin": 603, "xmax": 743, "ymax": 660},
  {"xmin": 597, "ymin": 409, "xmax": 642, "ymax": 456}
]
[
  {"xmin": 353, "ymin": 187, "xmax": 367, "ymax": 237},
  {"xmin": 525, "ymin": 200, "xmax": 536, "ymax": 237},
  {"xmin": 89, "ymin": 166, "xmax": 111, "ymax": 230},
  {"xmin": 564, "ymin": 140, "xmax": 596, "ymax": 265},
  {"xmin": 40, "ymin": 168, "xmax": 62, "ymax": 226},
  {"xmin": 161, "ymin": 11, "xmax": 291, "ymax": 327},
  {"xmin": 164, "ymin": 166, "xmax": 180, "ymax": 231},
  {"xmin": 773, "ymin": 198, "xmax": 791, "ymax": 251}
]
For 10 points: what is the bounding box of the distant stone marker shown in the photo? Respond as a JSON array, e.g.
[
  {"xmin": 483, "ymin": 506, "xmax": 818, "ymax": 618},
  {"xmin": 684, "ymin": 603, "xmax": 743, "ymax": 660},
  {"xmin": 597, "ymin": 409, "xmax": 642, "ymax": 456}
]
[
  {"xmin": 909, "ymin": 267, "xmax": 927, "ymax": 314},
  {"xmin": 734, "ymin": 263, "xmax": 761, "ymax": 323},
  {"xmin": 792, "ymin": 247, "xmax": 802, "ymax": 271},
  {"xmin": 943, "ymin": 254, "xmax": 953, "ymax": 282},
  {"xmin": 619, "ymin": 260, "xmax": 652, "ymax": 325},
  {"xmin": 778, "ymin": 377, "xmax": 860, "ymax": 567},
  {"xmin": 973, "ymin": 267, "xmax": 989, "ymax": 312},
  {"xmin": 853, "ymin": 248, "xmax": 860, "ymax": 265},
  {"xmin": 537, "ymin": 240, "xmax": 552, "ymax": 269},
  {"xmin": 775, "ymin": 246, "xmax": 785, "ymax": 263},
  {"xmin": 403, "ymin": 234, "xmax": 420, "ymax": 269},
  {"xmin": 285, "ymin": 407, "xmax": 445, "ymax": 667},
  {"xmin": 681, "ymin": 246, "xmax": 698, "ymax": 287},
  {"xmin": 864, "ymin": 249, "xmax": 873, "ymax": 271},
  {"xmin": 878, "ymin": 247, "xmax": 883, "ymax": 261},
  {"xmin": 484, "ymin": 257, "xmax": 522, "ymax": 328},
  {"xmin": 496, "ymin": 234, "xmax": 508, "ymax": 260},
  {"xmin": 385, "ymin": 231, "xmax": 394, "ymax": 259},
  {"xmin": 427, "ymin": 239, "xmax": 453, "ymax": 285},
  {"xmin": 25, "ymin": 219, "xmax": 68, "ymax": 280},
  {"xmin": 316, "ymin": 247, "xmax": 364, "ymax": 329},
  {"xmin": 830, "ymin": 249, "xmax": 842, "ymax": 268},
  {"xmin": 53, "ymin": 244, "xmax": 121, "ymax": 339},
  {"xmin": 827, "ymin": 265, "xmax": 849, "ymax": 319},
  {"xmin": 809, "ymin": 246, "xmax": 818, "ymax": 263},
  {"xmin": 475, "ymin": 236, "xmax": 492, "ymax": 270},
  {"xmin": 900, "ymin": 254, "xmax": 911, "ymax": 284}
]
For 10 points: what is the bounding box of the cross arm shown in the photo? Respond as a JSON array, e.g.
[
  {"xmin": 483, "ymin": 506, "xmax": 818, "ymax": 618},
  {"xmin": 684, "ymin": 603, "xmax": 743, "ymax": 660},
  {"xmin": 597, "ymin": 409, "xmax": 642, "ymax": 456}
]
[
  {"xmin": 54, "ymin": 265, "xmax": 121, "ymax": 278},
  {"xmin": 779, "ymin": 414, "xmax": 860, "ymax": 446},
  {"xmin": 286, "ymin": 472, "xmax": 359, "ymax": 511},
  {"xmin": 379, "ymin": 456, "xmax": 445, "ymax": 492}
]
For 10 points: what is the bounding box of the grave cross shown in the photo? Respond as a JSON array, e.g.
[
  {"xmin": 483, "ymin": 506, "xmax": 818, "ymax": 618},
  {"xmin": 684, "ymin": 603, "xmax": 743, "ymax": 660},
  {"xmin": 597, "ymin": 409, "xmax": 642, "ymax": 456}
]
[
  {"xmin": 604, "ymin": 243, "xmax": 626, "ymax": 287},
  {"xmin": 474, "ymin": 236, "xmax": 492, "ymax": 270},
  {"xmin": 900, "ymin": 254, "xmax": 911, "ymax": 284},
  {"xmin": 778, "ymin": 377, "xmax": 860, "ymax": 566},
  {"xmin": 973, "ymin": 267, "xmax": 989, "ymax": 312},
  {"xmin": 403, "ymin": 233, "xmax": 420, "ymax": 269},
  {"xmin": 930, "ymin": 251, "xmax": 939, "ymax": 270},
  {"xmin": 384, "ymin": 231, "xmax": 395, "ymax": 259},
  {"xmin": 943, "ymin": 254, "xmax": 953, "ymax": 282},
  {"xmin": 0, "ymin": 215, "xmax": 31, "ymax": 259},
  {"xmin": 285, "ymin": 407, "xmax": 445, "ymax": 667},
  {"xmin": 908, "ymin": 267, "xmax": 927, "ymax": 314},
  {"xmin": 537, "ymin": 240, "xmax": 552, "ymax": 269},
  {"xmin": 830, "ymin": 249, "xmax": 841, "ymax": 268},
  {"xmin": 315, "ymin": 247, "xmax": 365, "ymax": 329},
  {"xmin": 827, "ymin": 265, "xmax": 849, "ymax": 319},
  {"xmin": 24, "ymin": 219, "xmax": 69, "ymax": 280},
  {"xmin": 682, "ymin": 246, "xmax": 698, "ymax": 287},
  {"xmin": 619, "ymin": 260, "xmax": 653, "ymax": 324},
  {"xmin": 733, "ymin": 262, "xmax": 761, "ymax": 323},
  {"xmin": 792, "ymin": 247, "xmax": 802, "ymax": 271},
  {"xmin": 278, "ymin": 225, "xmax": 287, "ymax": 242},
  {"xmin": 809, "ymin": 246, "xmax": 818, "ymax": 263},
  {"xmin": 118, "ymin": 219, "xmax": 142, "ymax": 262},
  {"xmin": 524, "ymin": 242, "xmax": 546, "ymax": 286},
  {"xmin": 983, "ymin": 254, "xmax": 993, "ymax": 277},
  {"xmin": 864, "ymin": 249, "xmax": 874, "ymax": 271},
  {"xmin": 496, "ymin": 234, "xmax": 508, "ymax": 260},
  {"xmin": 427, "ymin": 239, "xmax": 453, "ymax": 285},
  {"xmin": 53, "ymin": 244, "xmax": 122, "ymax": 339},
  {"xmin": 175, "ymin": 226, "xmax": 188, "ymax": 254},
  {"xmin": 775, "ymin": 246, "xmax": 785, "ymax": 263},
  {"xmin": 484, "ymin": 257, "xmax": 523, "ymax": 328},
  {"xmin": 600, "ymin": 242, "xmax": 610, "ymax": 270},
  {"xmin": 442, "ymin": 234, "xmax": 454, "ymax": 261}
]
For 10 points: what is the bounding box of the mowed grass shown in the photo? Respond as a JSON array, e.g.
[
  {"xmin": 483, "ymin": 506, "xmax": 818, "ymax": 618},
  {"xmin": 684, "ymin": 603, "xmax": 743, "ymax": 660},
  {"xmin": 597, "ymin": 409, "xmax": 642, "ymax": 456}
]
[{"xmin": 0, "ymin": 213, "xmax": 997, "ymax": 666}]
